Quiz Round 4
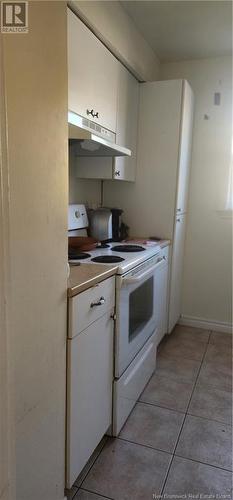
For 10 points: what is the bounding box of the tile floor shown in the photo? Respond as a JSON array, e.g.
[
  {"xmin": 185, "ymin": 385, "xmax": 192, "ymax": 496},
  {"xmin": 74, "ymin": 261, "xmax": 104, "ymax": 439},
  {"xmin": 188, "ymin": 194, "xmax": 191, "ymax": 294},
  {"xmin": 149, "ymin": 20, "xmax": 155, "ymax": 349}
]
[{"xmin": 68, "ymin": 326, "xmax": 232, "ymax": 500}]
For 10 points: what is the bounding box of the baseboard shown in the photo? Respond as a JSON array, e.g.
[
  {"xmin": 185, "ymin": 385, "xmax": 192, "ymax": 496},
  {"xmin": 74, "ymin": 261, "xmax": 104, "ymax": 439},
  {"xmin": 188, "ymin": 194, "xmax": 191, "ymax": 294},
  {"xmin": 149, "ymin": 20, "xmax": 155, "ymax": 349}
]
[{"xmin": 178, "ymin": 315, "xmax": 232, "ymax": 334}]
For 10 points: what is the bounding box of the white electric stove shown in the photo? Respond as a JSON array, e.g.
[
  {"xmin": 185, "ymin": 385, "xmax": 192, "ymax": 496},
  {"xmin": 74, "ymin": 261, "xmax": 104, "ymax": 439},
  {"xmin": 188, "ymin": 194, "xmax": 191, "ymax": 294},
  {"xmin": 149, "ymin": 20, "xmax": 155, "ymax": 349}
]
[{"xmin": 68, "ymin": 204, "xmax": 168, "ymax": 436}]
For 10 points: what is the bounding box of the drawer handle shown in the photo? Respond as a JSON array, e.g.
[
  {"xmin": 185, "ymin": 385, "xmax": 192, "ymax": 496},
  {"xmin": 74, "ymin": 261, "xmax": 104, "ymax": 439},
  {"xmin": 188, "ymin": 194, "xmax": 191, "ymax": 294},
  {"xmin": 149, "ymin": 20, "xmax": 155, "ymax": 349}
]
[
  {"xmin": 90, "ymin": 296, "xmax": 105, "ymax": 308},
  {"xmin": 115, "ymin": 170, "xmax": 121, "ymax": 177}
]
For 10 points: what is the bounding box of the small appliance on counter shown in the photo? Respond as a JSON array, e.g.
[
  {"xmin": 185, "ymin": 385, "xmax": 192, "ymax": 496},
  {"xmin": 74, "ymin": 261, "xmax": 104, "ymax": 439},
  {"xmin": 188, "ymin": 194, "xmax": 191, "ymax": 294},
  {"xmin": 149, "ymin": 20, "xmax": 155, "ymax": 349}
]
[{"xmin": 88, "ymin": 207, "xmax": 126, "ymax": 242}]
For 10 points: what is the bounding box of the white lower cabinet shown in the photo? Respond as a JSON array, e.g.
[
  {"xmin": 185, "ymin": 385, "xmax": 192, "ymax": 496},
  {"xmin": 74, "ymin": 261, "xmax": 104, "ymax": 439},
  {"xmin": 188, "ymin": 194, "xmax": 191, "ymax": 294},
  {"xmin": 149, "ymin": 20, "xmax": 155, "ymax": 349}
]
[
  {"xmin": 66, "ymin": 279, "xmax": 115, "ymax": 488},
  {"xmin": 154, "ymin": 247, "xmax": 169, "ymax": 345}
]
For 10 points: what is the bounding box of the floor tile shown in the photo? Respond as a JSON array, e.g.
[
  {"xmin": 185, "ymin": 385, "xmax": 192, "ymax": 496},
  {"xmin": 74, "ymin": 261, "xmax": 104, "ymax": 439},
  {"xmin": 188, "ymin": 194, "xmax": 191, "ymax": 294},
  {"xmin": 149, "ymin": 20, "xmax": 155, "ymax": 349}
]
[
  {"xmin": 163, "ymin": 456, "xmax": 233, "ymax": 498},
  {"xmin": 198, "ymin": 360, "xmax": 232, "ymax": 392},
  {"xmin": 209, "ymin": 331, "xmax": 232, "ymax": 347},
  {"xmin": 176, "ymin": 415, "xmax": 232, "ymax": 470},
  {"xmin": 156, "ymin": 355, "xmax": 201, "ymax": 382},
  {"xmin": 204, "ymin": 344, "xmax": 232, "ymax": 365},
  {"xmin": 160, "ymin": 336, "xmax": 206, "ymax": 361},
  {"xmin": 120, "ymin": 402, "xmax": 184, "ymax": 453},
  {"xmin": 82, "ymin": 438, "xmax": 171, "ymax": 500},
  {"xmin": 171, "ymin": 325, "xmax": 210, "ymax": 343},
  {"xmin": 139, "ymin": 373, "xmax": 194, "ymax": 412},
  {"xmin": 188, "ymin": 383, "xmax": 232, "ymax": 425},
  {"xmin": 74, "ymin": 490, "xmax": 112, "ymax": 500}
]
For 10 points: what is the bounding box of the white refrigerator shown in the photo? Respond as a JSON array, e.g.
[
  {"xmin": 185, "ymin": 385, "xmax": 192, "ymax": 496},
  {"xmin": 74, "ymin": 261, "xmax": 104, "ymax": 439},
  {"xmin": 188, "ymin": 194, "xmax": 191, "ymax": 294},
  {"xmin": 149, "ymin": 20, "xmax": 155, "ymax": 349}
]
[{"xmin": 104, "ymin": 79, "xmax": 194, "ymax": 333}]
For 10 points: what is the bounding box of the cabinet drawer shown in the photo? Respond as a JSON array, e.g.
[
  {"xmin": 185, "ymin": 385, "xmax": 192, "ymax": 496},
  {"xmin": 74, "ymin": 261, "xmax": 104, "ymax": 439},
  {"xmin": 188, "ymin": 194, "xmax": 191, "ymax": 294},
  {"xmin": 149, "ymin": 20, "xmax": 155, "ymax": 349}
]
[
  {"xmin": 68, "ymin": 277, "xmax": 115, "ymax": 338},
  {"xmin": 113, "ymin": 331, "xmax": 157, "ymax": 436}
]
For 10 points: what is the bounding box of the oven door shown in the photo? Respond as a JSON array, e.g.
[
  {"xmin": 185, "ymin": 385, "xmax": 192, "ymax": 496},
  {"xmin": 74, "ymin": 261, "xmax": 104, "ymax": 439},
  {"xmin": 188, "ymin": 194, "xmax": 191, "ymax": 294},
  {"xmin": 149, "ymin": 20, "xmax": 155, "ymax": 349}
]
[{"xmin": 115, "ymin": 257, "xmax": 163, "ymax": 377}]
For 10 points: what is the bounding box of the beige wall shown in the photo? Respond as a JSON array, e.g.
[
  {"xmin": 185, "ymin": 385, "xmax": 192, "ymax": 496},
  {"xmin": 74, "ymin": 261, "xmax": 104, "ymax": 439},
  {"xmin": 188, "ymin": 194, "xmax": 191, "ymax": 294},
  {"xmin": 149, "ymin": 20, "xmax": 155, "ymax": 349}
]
[
  {"xmin": 160, "ymin": 57, "xmax": 232, "ymax": 328},
  {"xmin": 69, "ymin": 0, "xmax": 160, "ymax": 81},
  {"xmin": 2, "ymin": 2, "xmax": 68, "ymax": 499},
  {"xmin": 69, "ymin": 146, "xmax": 101, "ymax": 207}
]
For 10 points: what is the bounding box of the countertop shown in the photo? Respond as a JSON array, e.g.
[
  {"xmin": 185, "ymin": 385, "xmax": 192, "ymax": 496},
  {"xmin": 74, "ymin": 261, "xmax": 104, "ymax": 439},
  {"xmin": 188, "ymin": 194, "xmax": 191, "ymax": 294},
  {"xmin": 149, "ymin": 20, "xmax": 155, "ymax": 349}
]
[
  {"xmin": 68, "ymin": 263, "xmax": 118, "ymax": 298},
  {"xmin": 157, "ymin": 239, "xmax": 170, "ymax": 248}
]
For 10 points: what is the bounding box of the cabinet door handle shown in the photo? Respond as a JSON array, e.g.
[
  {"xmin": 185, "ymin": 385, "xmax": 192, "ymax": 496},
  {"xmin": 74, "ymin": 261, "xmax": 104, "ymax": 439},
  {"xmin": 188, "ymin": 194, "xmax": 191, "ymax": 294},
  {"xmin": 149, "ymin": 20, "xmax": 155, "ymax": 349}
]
[
  {"xmin": 86, "ymin": 109, "xmax": 99, "ymax": 119},
  {"xmin": 114, "ymin": 170, "xmax": 121, "ymax": 177},
  {"xmin": 90, "ymin": 296, "xmax": 105, "ymax": 308}
]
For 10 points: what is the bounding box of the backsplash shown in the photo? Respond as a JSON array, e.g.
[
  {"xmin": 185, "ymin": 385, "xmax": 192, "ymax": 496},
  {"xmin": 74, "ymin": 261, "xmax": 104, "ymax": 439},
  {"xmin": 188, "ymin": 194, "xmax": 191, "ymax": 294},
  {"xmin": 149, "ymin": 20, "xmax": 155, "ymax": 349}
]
[{"xmin": 69, "ymin": 144, "xmax": 102, "ymax": 208}]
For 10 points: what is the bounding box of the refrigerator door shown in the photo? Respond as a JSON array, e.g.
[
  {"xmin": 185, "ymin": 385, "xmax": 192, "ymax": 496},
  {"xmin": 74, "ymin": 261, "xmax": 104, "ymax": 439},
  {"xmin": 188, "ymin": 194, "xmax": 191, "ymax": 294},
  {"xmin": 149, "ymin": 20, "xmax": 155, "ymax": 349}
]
[{"xmin": 168, "ymin": 214, "xmax": 187, "ymax": 332}]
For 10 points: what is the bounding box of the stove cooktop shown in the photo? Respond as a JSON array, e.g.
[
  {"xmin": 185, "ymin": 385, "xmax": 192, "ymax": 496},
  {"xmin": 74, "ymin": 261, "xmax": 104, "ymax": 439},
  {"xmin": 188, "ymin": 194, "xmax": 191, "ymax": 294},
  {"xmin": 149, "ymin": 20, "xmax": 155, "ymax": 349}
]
[{"xmin": 68, "ymin": 241, "xmax": 161, "ymax": 274}]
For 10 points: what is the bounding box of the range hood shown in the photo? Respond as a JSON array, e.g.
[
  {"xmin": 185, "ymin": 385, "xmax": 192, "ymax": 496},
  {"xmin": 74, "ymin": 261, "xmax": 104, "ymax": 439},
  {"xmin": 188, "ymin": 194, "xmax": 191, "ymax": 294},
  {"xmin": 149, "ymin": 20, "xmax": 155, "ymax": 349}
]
[{"xmin": 68, "ymin": 111, "xmax": 131, "ymax": 157}]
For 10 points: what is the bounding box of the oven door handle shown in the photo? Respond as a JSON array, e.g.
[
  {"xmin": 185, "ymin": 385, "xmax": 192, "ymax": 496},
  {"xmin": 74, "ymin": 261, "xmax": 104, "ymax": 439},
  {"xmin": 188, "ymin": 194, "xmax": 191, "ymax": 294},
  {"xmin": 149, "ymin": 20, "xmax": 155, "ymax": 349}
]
[{"xmin": 123, "ymin": 256, "xmax": 166, "ymax": 284}]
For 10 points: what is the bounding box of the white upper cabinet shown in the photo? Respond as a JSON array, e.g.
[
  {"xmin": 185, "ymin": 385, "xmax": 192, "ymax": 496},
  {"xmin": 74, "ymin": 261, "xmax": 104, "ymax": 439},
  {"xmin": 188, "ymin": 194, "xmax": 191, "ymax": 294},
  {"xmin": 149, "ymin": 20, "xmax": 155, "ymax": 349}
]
[
  {"xmin": 74, "ymin": 60, "xmax": 139, "ymax": 182},
  {"xmin": 68, "ymin": 9, "xmax": 118, "ymax": 132},
  {"xmin": 113, "ymin": 64, "xmax": 139, "ymax": 181},
  {"xmin": 176, "ymin": 81, "xmax": 194, "ymax": 214}
]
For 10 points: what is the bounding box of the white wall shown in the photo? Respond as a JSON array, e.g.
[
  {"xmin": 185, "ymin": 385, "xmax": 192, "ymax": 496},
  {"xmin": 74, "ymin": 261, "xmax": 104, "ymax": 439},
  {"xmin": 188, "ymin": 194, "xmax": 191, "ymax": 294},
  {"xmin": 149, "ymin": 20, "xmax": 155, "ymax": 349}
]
[
  {"xmin": 2, "ymin": 3, "xmax": 68, "ymax": 499},
  {"xmin": 160, "ymin": 57, "xmax": 232, "ymax": 328},
  {"xmin": 69, "ymin": 0, "xmax": 160, "ymax": 81}
]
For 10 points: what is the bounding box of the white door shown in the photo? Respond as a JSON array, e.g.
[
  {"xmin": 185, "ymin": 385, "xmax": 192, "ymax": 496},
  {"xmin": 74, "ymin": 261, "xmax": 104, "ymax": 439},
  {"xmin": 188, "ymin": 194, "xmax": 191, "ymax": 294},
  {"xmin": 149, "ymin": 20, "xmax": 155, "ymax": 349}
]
[
  {"xmin": 176, "ymin": 81, "xmax": 194, "ymax": 214},
  {"xmin": 66, "ymin": 312, "xmax": 114, "ymax": 488},
  {"xmin": 68, "ymin": 9, "xmax": 118, "ymax": 132},
  {"xmin": 168, "ymin": 215, "xmax": 186, "ymax": 333},
  {"xmin": 113, "ymin": 64, "xmax": 139, "ymax": 181}
]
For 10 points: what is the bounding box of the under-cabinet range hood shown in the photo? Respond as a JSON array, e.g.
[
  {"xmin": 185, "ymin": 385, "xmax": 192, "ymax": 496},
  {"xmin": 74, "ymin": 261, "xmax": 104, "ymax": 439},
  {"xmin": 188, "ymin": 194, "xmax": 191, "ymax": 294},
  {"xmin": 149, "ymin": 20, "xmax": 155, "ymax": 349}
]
[{"xmin": 68, "ymin": 111, "xmax": 131, "ymax": 157}]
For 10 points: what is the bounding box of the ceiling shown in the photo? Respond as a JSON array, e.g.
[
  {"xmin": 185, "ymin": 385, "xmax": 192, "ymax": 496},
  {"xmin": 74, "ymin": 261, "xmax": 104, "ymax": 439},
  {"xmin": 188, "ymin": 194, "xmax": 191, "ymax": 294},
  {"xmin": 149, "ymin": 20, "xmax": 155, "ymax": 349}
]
[{"xmin": 121, "ymin": 1, "xmax": 232, "ymax": 62}]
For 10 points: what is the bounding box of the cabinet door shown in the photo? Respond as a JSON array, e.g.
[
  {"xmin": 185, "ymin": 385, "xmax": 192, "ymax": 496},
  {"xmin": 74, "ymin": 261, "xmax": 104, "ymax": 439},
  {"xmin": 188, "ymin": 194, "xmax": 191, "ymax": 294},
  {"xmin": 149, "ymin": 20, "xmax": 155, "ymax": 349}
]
[
  {"xmin": 154, "ymin": 253, "xmax": 169, "ymax": 345},
  {"xmin": 66, "ymin": 312, "xmax": 114, "ymax": 488},
  {"xmin": 68, "ymin": 9, "xmax": 118, "ymax": 132},
  {"xmin": 168, "ymin": 215, "xmax": 186, "ymax": 333},
  {"xmin": 113, "ymin": 64, "xmax": 139, "ymax": 181},
  {"xmin": 176, "ymin": 81, "xmax": 194, "ymax": 214}
]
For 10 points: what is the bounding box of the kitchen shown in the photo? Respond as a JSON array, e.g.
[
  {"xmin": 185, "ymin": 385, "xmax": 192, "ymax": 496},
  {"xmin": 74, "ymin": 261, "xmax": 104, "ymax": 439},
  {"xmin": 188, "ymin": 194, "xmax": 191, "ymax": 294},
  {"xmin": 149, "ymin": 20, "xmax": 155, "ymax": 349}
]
[{"xmin": 0, "ymin": 2, "xmax": 232, "ymax": 500}]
